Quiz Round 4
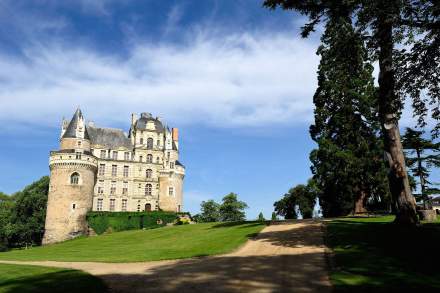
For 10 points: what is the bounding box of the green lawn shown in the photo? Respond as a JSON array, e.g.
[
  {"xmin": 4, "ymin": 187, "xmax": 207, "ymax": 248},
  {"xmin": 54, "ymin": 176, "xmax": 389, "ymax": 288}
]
[
  {"xmin": 326, "ymin": 216, "xmax": 440, "ymax": 293},
  {"xmin": 0, "ymin": 263, "xmax": 106, "ymax": 293},
  {"xmin": 0, "ymin": 222, "xmax": 265, "ymax": 263}
]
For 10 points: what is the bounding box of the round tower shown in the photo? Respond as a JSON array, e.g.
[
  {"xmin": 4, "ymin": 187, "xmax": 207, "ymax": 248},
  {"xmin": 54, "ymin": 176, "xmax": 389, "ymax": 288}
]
[{"xmin": 43, "ymin": 109, "xmax": 97, "ymax": 245}]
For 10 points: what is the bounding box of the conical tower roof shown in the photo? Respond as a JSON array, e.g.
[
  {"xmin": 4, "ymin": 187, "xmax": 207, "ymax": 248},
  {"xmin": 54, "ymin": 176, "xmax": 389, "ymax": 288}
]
[{"xmin": 62, "ymin": 108, "xmax": 90, "ymax": 140}]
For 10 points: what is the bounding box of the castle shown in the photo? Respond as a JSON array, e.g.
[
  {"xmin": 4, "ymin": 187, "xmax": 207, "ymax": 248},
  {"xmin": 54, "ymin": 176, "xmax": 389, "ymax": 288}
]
[{"xmin": 42, "ymin": 109, "xmax": 185, "ymax": 245}]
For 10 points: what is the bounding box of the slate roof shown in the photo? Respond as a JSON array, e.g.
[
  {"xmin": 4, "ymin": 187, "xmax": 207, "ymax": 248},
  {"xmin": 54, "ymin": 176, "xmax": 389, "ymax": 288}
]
[
  {"xmin": 62, "ymin": 108, "xmax": 90, "ymax": 139},
  {"xmin": 175, "ymin": 160, "xmax": 185, "ymax": 168},
  {"xmin": 135, "ymin": 116, "xmax": 165, "ymax": 133},
  {"xmin": 87, "ymin": 126, "xmax": 133, "ymax": 149}
]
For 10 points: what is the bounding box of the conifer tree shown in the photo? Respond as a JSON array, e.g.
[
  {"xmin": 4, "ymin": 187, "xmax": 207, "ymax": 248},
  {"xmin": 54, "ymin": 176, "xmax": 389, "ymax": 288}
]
[
  {"xmin": 402, "ymin": 127, "xmax": 440, "ymax": 208},
  {"xmin": 308, "ymin": 12, "xmax": 390, "ymax": 217}
]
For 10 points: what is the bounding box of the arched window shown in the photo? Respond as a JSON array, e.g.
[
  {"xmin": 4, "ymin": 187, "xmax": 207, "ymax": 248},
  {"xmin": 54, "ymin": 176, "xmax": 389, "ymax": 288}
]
[
  {"xmin": 146, "ymin": 154, "xmax": 153, "ymax": 163},
  {"xmin": 145, "ymin": 184, "xmax": 152, "ymax": 196},
  {"xmin": 70, "ymin": 172, "xmax": 80, "ymax": 185},
  {"xmin": 147, "ymin": 138, "xmax": 154, "ymax": 149},
  {"xmin": 146, "ymin": 169, "xmax": 152, "ymax": 178}
]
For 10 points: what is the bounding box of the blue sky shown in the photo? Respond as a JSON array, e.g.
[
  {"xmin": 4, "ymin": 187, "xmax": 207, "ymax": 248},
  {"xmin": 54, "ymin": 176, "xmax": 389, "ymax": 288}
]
[{"xmin": 0, "ymin": 0, "xmax": 422, "ymax": 218}]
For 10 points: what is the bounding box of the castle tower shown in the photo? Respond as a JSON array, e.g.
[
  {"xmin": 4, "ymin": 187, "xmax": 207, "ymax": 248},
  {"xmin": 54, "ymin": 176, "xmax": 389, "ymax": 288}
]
[
  {"xmin": 159, "ymin": 127, "xmax": 185, "ymax": 212},
  {"xmin": 42, "ymin": 109, "xmax": 97, "ymax": 245}
]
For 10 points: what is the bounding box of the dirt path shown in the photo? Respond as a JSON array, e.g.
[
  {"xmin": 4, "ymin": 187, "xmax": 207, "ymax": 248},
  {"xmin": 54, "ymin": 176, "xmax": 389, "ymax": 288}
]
[{"xmin": 0, "ymin": 221, "xmax": 331, "ymax": 292}]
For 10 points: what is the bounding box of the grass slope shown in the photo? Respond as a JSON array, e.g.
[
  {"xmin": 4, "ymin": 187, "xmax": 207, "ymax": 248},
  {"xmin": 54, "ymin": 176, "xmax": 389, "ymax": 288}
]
[
  {"xmin": 0, "ymin": 263, "xmax": 106, "ymax": 293},
  {"xmin": 0, "ymin": 222, "xmax": 265, "ymax": 263},
  {"xmin": 326, "ymin": 216, "xmax": 440, "ymax": 293}
]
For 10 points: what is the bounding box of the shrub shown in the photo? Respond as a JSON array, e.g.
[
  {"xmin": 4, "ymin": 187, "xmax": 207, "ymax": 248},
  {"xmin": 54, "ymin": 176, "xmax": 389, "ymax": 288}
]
[{"xmin": 87, "ymin": 211, "xmax": 178, "ymax": 235}]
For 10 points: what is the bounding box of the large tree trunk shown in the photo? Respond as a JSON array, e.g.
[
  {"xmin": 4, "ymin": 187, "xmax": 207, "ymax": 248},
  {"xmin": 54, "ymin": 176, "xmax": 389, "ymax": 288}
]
[
  {"xmin": 377, "ymin": 10, "xmax": 419, "ymax": 225},
  {"xmin": 353, "ymin": 190, "xmax": 368, "ymax": 214}
]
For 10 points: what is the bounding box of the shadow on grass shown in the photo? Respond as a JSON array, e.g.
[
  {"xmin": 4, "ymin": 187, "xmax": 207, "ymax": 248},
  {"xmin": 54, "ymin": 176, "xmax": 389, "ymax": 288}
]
[
  {"xmin": 0, "ymin": 269, "xmax": 107, "ymax": 293},
  {"xmin": 327, "ymin": 219, "xmax": 440, "ymax": 293},
  {"xmin": 99, "ymin": 253, "xmax": 330, "ymax": 293}
]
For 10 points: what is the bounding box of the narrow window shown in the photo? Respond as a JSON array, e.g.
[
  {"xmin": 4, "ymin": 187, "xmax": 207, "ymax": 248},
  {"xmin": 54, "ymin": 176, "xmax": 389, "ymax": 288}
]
[
  {"xmin": 146, "ymin": 169, "xmax": 152, "ymax": 178},
  {"xmin": 147, "ymin": 138, "xmax": 153, "ymax": 150},
  {"xmin": 70, "ymin": 172, "xmax": 80, "ymax": 185},
  {"xmin": 123, "ymin": 166, "xmax": 129, "ymax": 177},
  {"xmin": 112, "ymin": 165, "xmax": 117, "ymax": 177},
  {"xmin": 72, "ymin": 203, "xmax": 76, "ymax": 210},
  {"xmin": 110, "ymin": 181, "xmax": 116, "ymax": 194},
  {"xmin": 78, "ymin": 141, "xmax": 82, "ymax": 147},
  {"xmin": 168, "ymin": 186, "xmax": 174, "ymax": 196},
  {"xmin": 170, "ymin": 162, "xmax": 174, "ymax": 169},
  {"xmin": 99, "ymin": 164, "xmax": 105, "ymax": 176},
  {"xmin": 146, "ymin": 154, "xmax": 153, "ymax": 163},
  {"xmin": 145, "ymin": 184, "xmax": 152, "ymax": 196},
  {"xmin": 156, "ymin": 157, "xmax": 160, "ymax": 164},
  {"xmin": 156, "ymin": 140, "xmax": 160, "ymax": 147},
  {"xmin": 122, "ymin": 181, "xmax": 128, "ymax": 195},
  {"xmin": 100, "ymin": 150, "xmax": 106, "ymax": 159},
  {"xmin": 97, "ymin": 180, "xmax": 104, "ymax": 194},
  {"xmin": 97, "ymin": 199, "xmax": 103, "ymax": 211},
  {"xmin": 112, "ymin": 151, "xmax": 118, "ymax": 160},
  {"xmin": 109, "ymin": 199, "xmax": 115, "ymax": 211},
  {"xmin": 76, "ymin": 152, "xmax": 82, "ymax": 159},
  {"xmin": 124, "ymin": 152, "xmax": 130, "ymax": 161},
  {"xmin": 139, "ymin": 155, "xmax": 143, "ymax": 162},
  {"xmin": 122, "ymin": 199, "xmax": 127, "ymax": 211},
  {"xmin": 140, "ymin": 138, "xmax": 144, "ymax": 144},
  {"xmin": 137, "ymin": 204, "xmax": 140, "ymax": 212}
]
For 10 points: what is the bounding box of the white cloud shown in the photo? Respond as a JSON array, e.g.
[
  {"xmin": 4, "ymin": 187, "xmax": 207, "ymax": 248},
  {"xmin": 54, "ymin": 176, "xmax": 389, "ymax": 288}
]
[{"xmin": 0, "ymin": 29, "xmax": 319, "ymax": 131}]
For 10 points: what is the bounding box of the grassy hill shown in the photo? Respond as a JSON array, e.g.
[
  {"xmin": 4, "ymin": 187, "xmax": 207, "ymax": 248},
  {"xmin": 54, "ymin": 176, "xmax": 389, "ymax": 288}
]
[
  {"xmin": 0, "ymin": 222, "xmax": 265, "ymax": 263},
  {"xmin": 327, "ymin": 216, "xmax": 440, "ymax": 292},
  {"xmin": 0, "ymin": 263, "xmax": 106, "ymax": 293}
]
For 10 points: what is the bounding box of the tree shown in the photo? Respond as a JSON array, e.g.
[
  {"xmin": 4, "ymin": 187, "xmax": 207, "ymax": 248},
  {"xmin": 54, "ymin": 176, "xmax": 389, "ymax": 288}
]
[
  {"xmin": 271, "ymin": 212, "xmax": 278, "ymax": 221},
  {"xmin": 219, "ymin": 193, "xmax": 248, "ymax": 222},
  {"xmin": 402, "ymin": 127, "xmax": 440, "ymax": 208},
  {"xmin": 264, "ymin": 0, "xmax": 439, "ymax": 224},
  {"xmin": 0, "ymin": 200, "xmax": 14, "ymax": 251},
  {"xmin": 199, "ymin": 200, "xmax": 221, "ymax": 222},
  {"xmin": 0, "ymin": 192, "xmax": 10, "ymax": 202},
  {"xmin": 274, "ymin": 180, "xmax": 318, "ymax": 219},
  {"xmin": 8, "ymin": 176, "xmax": 49, "ymax": 247},
  {"xmin": 274, "ymin": 190, "xmax": 298, "ymax": 219},
  {"xmin": 258, "ymin": 212, "xmax": 265, "ymax": 222},
  {"xmin": 307, "ymin": 9, "xmax": 390, "ymax": 217}
]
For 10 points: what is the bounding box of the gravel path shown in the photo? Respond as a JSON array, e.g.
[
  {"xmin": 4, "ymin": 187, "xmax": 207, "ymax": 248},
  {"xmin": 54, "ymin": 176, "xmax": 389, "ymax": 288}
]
[{"xmin": 0, "ymin": 221, "xmax": 331, "ymax": 293}]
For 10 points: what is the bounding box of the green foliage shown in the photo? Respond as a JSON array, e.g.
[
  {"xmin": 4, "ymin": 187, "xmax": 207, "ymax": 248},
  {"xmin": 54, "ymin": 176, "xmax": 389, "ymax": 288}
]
[
  {"xmin": 175, "ymin": 217, "xmax": 190, "ymax": 225},
  {"xmin": 271, "ymin": 212, "xmax": 278, "ymax": 221},
  {"xmin": 402, "ymin": 127, "xmax": 440, "ymax": 207},
  {"xmin": 274, "ymin": 179, "xmax": 318, "ymax": 219},
  {"xmin": 219, "ymin": 193, "xmax": 248, "ymax": 222},
  {"xmin": 0, "ymin": 263, "xmax": 107, "ymax": 293},
  {"xmin": 198, "ymin": 200, "xmax": 221, "ymax": 222},
  {"xmin": 87, "ymin": 211, "xmax": 177, "ymax": 235},
  {"xmin": 308, "ymin": 12, "xmax": 390, "ymax": 217},
  {"xmin": 0, "ymin": 176, "xmax": 49, "ymax": 250},
  {"xmin": 0, "ymin": 192, "xmax": 10, "ymax": 202},
  {"xmin": 257, "ymin": 212, "xmax": 265, "ymax": 222},
  {"xmin": 0, "ymin": 222, "xmax": 265, "ymax": 263}
]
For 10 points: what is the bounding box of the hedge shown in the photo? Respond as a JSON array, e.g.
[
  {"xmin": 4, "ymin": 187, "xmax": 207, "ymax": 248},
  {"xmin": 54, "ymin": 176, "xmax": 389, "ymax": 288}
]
[{"xmin": 86, "ymin": 211, "xmax": 179, "ymax": 235}]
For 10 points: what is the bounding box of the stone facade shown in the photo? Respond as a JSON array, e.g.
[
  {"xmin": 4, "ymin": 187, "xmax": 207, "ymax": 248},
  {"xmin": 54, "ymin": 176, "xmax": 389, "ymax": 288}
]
[{"xmin": 42, "ymin": 109, "xmax": 185, "ymax": 245}]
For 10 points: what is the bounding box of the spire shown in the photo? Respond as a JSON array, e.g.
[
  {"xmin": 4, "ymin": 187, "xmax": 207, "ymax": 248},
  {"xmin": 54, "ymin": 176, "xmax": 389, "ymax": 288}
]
[{"xmin": 62, "ymin": 108, "xmax": 90, "ymax": 140}]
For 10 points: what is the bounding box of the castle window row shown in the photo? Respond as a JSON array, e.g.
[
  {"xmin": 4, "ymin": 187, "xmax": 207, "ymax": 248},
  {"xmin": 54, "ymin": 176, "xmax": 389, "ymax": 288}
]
[
  {"xmin": 98, "ymin": 164, "xmax": 159, "ymax": 179},
  {"xmin": 96, "ymin": 198, "xmax": 153, "ymax": 212},
  {"xmin": 98, "ymin": 150, "xmax": 133, "ymax": 161}
]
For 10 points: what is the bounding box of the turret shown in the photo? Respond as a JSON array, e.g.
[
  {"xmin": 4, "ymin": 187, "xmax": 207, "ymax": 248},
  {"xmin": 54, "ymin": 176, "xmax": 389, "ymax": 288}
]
[{"xmin": 43, "ymin": 108, "xmax": 97, "ymax": 245}]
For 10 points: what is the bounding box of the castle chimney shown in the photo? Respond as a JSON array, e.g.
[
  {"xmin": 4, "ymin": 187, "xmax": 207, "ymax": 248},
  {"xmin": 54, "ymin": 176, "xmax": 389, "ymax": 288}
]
[
  {"xmin": 172, "ymin": 128, "xmax": 178, "ymax": 141},
  {"xmin": 131, "ymin": 113, "xmax": 138, "ymax": 126}
]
